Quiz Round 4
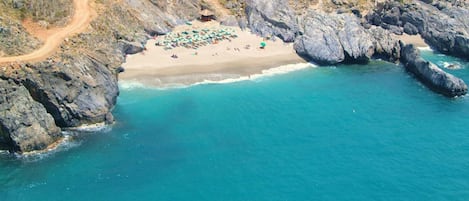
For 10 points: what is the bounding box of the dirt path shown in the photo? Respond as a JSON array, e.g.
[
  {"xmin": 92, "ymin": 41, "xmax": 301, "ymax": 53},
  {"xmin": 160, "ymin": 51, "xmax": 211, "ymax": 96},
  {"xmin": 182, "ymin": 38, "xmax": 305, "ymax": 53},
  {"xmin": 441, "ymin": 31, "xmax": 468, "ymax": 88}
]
[{"xmin": 0, "ymin": 0, "xmax": 94, "ymax": 64}]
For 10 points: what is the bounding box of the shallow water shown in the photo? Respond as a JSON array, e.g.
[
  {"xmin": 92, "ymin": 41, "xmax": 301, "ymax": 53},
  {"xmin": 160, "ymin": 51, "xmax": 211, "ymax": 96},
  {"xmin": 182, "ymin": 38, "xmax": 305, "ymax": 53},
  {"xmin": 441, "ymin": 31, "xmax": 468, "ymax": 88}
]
[{"xmin": 1, "ymin": 51, "xmax": 469, "ymax": 200}]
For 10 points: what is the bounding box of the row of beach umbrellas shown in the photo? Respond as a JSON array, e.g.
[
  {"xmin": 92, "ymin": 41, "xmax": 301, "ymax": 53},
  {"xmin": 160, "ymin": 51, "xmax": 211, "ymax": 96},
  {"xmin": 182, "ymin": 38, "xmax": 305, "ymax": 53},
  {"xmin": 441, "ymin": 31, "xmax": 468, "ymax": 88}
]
[{"xmin": 155, "ymin": 28, "xmax": 239, "ymax": 50}]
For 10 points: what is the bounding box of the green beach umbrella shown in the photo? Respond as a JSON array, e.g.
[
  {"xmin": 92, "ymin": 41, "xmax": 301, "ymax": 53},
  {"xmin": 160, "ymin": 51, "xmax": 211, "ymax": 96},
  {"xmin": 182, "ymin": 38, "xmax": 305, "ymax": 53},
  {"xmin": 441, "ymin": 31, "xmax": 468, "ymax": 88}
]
[{"xmin": 260, "ymin": 41, "xmax": 267, "ymax": 48}]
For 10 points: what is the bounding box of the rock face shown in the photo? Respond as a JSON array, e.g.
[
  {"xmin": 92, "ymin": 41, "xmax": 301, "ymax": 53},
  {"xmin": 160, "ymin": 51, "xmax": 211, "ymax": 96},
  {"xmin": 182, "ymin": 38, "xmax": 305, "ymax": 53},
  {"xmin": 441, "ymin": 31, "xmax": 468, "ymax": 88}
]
[
  {"xmin": 400, "ymin": 43, "xmax": 467, "ymax": 97},
  {"xmin": 367, "ymin": 0, "xmax": 469, "ymax": 58},
  {"xmin": 20, "ymin": 56, "xmax": 119, "ymax": 127},
  {"xmin": 0, "ymin": 79, "xmax": 61, "ymax": 153},
  {"xmin": 294, "ymin": 11, "xmax": 400, "ymax": 65},
  {"xmin": 245, "ymin": 0, "xmax": 299, "ymax": 42}
]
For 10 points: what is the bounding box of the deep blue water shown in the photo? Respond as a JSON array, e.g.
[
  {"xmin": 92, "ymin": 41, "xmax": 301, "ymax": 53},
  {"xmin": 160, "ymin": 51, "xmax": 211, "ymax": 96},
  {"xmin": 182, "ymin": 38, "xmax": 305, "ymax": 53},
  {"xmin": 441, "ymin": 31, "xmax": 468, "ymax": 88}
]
[{"xmin": 1, "ymin": 51, "xmax": 468, "ymax": 200}]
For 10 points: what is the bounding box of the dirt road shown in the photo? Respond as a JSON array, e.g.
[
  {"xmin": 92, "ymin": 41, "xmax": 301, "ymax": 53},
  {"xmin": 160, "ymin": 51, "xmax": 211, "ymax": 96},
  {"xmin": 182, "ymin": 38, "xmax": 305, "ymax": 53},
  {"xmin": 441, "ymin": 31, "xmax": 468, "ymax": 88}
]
[{"xmin": 0, "ymin": 0, "xmax": 94, "ymax": 64}]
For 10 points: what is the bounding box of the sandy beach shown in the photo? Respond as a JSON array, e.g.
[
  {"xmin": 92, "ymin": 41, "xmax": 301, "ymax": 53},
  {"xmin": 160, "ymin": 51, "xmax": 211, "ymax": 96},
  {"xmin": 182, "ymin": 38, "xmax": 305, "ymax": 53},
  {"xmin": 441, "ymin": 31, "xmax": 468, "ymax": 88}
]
[
  {"xmin": 120, "ymin": 21, "xmax": 430, "ymax": 88},
  {"xmin": 120, "ymin": 21, "xmax": 305, "ymax": 87},
  {"xmin": 394, "ymin": 33, "xmax": 429, "ymax": 48}
]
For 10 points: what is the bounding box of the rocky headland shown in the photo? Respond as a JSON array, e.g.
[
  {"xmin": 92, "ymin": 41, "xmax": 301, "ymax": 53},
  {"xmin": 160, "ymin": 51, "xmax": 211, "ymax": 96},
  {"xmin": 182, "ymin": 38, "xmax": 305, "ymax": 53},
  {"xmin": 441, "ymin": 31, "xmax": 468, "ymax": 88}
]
[{"xmin": 0, "ymin": 0, "xmax": 468, "ymax": 153}]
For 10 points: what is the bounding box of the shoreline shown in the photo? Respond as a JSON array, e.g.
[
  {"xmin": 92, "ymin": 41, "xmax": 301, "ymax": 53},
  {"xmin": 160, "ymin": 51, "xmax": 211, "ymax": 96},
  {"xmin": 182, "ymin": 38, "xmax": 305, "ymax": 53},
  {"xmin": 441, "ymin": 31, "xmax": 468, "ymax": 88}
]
[
  {"xmin": 120, "ymin": 21, "xmax": 306, "ymax": 87},
  {"xmin": 120, "ymin": 53, "xmax": 306, "ymax": 87},
  {"xmin": 119, "ymin": 22, "xmax": 431, "ymax": 88}
]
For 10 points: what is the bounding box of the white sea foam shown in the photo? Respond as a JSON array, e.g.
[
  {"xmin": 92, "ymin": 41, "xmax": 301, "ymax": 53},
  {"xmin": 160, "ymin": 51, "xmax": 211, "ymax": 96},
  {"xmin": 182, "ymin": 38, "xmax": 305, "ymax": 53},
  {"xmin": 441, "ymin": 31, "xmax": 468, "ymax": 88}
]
[
  {"xmin": 15, "ymin": 135, "xmax": 81, "ymax": 162},
  {"xmin": 119, "ymin": 80, "xmax": 150, "ymax": 90},
  {"xmin": 67, "ymin": 122, "xmax": 111, "ymax": 132},
  {"xmin": 119, "ymin": 62, "xmax": 317, "ymax": 90},
  {"xmin": 192, "ymin": 62, "xmax": 316, "ymax": 86},
  {"xmin": 438, "ymin": 61, "xmax": 463, "ymax": 70},
  {"xmin": 417, "ymin": 46, "xmax": 433, "ymax": 51}
]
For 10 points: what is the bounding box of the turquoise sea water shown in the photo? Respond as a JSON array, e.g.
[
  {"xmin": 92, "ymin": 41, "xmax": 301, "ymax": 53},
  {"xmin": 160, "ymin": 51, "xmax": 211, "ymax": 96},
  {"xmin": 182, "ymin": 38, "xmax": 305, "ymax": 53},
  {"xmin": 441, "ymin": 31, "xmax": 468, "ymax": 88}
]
[{"xmin": 1, "ymin": 51, "xmax": 469, "ymax": 200}]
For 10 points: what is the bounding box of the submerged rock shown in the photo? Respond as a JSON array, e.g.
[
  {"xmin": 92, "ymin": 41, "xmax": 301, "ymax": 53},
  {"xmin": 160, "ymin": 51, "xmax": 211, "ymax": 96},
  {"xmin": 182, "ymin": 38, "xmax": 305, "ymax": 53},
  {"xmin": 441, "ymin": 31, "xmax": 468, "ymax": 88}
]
[
  {"xmin": 0, "ymin": 79, "xmax": 61, "ymax": 153},
  {"xmin": 400, "ymin": 43, "xmax": 467, "ymax": 97}
]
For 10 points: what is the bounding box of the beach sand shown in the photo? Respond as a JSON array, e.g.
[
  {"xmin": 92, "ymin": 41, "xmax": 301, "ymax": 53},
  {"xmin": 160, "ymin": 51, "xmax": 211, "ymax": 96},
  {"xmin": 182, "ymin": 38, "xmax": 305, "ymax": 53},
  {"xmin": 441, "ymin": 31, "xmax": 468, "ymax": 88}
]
[
  {"xmin": 394, "ymin": 33, "xmax": 429, "ymax": 48},
  {"xmin": 120, "ymin": 21, "xmax": 305, "ymax": 87}
]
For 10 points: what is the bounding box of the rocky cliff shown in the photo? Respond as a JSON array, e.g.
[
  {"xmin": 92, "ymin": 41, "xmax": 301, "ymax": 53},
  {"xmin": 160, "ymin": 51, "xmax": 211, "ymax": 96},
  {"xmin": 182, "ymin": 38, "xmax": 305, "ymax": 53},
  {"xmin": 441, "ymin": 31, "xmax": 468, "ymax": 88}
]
[
  {"xmin": 0, "ymin": 79, "xmax": 60, "ymax": 152},
  {"xmin": 0, "ymin": 0, "xmax": 201, "ymax": 153},
  {"xmin": 243, "ymin": 0, "xmax": 401, "ymax": 65}
]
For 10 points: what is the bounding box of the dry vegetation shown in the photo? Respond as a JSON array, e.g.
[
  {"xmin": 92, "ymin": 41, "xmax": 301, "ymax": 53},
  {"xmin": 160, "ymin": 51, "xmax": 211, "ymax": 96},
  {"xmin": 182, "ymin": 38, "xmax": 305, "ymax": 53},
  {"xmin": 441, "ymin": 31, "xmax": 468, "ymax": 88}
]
[
  {"xmin": 0, "ymin": 0, "xmax": 73, "ymax": 57},
  {"xmin": 0, "ymin": 1, "xmax": 42, "ymax": 56},
  {"xmin": 0, "ymin": 0, "xmax": 73, "ymax": 25}
]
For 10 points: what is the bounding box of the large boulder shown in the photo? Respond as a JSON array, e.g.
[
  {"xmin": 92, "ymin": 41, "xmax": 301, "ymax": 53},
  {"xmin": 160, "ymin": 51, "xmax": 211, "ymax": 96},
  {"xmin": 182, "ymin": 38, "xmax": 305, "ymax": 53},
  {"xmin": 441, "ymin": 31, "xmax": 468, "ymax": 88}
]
[
  {"xmin": 400, "ymin": 43, "xmax": 467, "ymax": 97},
  {"xmin": 381, "ymin": 7, "xmax": 400, "ymax": 25},
  {"xmin": 294, "ymin": 11, "xmax": 400, "ymax": 65},
  {"xmin": 0, "ymin": 79, "xmax": 61, "ymax": 153},
  {"xmin": 245, "ymin": 0, "xmax": 299, "ymax": 42},
  {"xmin": 403, "ymin": 22, "xmax": 418, "ymax": 35},
  {"xmin": 294, "ymin": 12, "xmax": 344, "ymax": 64},
  {"xmin": 119, "ymin": 40, "xmax": 145, "ymax": 55}
]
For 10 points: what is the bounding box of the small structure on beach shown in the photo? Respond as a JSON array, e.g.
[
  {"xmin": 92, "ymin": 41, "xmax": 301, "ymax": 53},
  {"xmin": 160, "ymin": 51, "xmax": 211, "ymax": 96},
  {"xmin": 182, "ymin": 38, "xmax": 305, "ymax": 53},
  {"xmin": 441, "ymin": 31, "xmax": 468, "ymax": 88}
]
[{"xmin": 200, "ymin": 9, "xmax": 214, "ymax": 22}]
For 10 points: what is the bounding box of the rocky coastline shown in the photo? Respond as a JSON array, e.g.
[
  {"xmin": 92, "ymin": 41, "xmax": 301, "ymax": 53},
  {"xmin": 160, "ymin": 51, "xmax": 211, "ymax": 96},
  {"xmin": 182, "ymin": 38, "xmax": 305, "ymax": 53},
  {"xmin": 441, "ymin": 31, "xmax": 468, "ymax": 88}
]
[
  {"xmin": 400, "ymin": 43, "xmax": 467, "ymax": 97},
  {"xmin": 0, "ymin": 0, "xmax": 468, "ymax": 153}
]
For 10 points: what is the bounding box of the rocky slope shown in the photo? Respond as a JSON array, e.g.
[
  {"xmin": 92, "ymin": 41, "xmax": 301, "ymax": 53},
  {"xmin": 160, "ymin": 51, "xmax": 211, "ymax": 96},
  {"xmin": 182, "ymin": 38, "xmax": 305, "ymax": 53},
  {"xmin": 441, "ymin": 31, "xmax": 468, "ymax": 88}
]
[{"xmin": 0, "ymin": 17, "xmax": 42, "ymax": 56}]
